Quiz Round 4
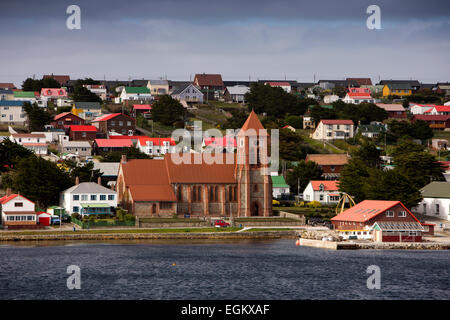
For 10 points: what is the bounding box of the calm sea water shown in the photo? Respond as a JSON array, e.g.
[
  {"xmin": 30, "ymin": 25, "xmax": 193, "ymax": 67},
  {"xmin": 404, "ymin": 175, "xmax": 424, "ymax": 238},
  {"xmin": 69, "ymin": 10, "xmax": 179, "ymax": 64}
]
[{"xmin": 0, "ymin": 239, "xmax": 448, "ymax": 300}]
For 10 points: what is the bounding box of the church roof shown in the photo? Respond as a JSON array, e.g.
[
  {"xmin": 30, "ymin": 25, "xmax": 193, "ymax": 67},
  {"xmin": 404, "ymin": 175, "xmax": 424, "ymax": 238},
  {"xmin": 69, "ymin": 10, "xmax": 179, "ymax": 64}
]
[{"xmin": 239, "ymin": 110, "xmax": 267, "ymax": 136}]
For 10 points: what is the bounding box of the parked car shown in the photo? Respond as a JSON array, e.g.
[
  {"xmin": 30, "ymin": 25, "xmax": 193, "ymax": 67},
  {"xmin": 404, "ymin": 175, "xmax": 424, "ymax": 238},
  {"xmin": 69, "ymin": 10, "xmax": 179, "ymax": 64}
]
[
  {"xmin": 51, "ymin": 216, "xmax": 61, "ymax": 225},
  {"xmin": 214, "ymin": 220, "xmax": 230, "ymax": 228}
]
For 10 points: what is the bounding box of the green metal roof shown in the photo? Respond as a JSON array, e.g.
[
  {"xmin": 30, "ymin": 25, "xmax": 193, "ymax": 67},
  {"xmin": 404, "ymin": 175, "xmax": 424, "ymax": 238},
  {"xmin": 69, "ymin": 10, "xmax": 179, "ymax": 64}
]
[
  {"xmin": 125, "ymin": 87, "xmax": 150, "ymax": 94},
  {"xmin": 80, "ymin": 203, "xmax": 111, "ymax": 208},
  {"xmin": 421, "ymin": 182, "xmax": 450, "ymax": 198},
  {"xmin": 14, "ymin": 91, "xmax": 35, "ymax": 98},
  {"xmin": 271, "ymin": 175, "xmax": 289, "ymax": 188}
]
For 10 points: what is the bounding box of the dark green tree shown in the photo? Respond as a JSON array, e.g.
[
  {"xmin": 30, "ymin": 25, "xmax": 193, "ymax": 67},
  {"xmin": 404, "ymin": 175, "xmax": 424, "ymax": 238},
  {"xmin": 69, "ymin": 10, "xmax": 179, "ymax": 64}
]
[
  {"xmin": 0, "ymin": 139, "xmax": 34, "ymax": 172},
  {"xmin": 100, "ymin": 147, "xmax": 151, "ymax": 162},
  {"xmin": 286, "ymin": 160, "xmax": 323, "ymax": 194},
  {"xmin": 351, "ymin": 140, "xmax": 381, "ymax": 167},
  {"xmin": 337, "ymin": 158, "xmax": 371, "ymax": 203},
  {"xmin": 23, "ymin": 102, "xmax": 53, "ymax": 131},
  {"xmin": 151, "ymin": 95, "xmax": 185, "ymax": 126},
  {"xmin": 63, "ymin": 160, "xmax": 102, "ymax": 183}
]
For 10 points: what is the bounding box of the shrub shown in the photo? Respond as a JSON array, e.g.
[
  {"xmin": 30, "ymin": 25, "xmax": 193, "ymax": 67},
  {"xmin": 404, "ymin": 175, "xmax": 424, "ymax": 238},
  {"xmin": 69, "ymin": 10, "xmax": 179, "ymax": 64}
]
[
  {"xmin": 71, "ymin": 212, "xmax": 80, "ymax": 220},
  {"xmin": 307, "ymin": 201, "xmax": 322, "ymax": 208}
]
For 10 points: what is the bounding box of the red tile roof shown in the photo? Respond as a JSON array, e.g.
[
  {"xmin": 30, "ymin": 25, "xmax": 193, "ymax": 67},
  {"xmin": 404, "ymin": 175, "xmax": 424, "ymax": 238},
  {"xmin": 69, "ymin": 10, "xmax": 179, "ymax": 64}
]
[
  {"xmin": 306, "ymin": 154, "xmax": 349, "ymax": 166},
  {"xmin": 310, "ymin": 180, "xmax": 339, "ymax": 191},
  {"xmin": 239, "ymin": 110, "xmax": 267, "ymax": 135},
  {"xmin": 95, "ymin": 139, "xmax": 133, "ymax": 148},
  {"xmin": 54, "ymin": 112, "xmax": 82, "ymax": 121},
  {"xmin": 321, "ymin": 119, "xmax": 354, "ymax": 125},
  {"xmin": 412, "ymin": 115, "xmax": 450, "ymax": 121},
  {"xmin": 0, "ymin": 83, "xmax": 16, "ymax": 89},
  {"xmin": 133, "ymin": 104, "xmax": 152, "ymax": 110},
  {"xmin": 266, "ymin": 82, "xmax": 291, "ymax": 86},
  {"xmin": 347, "ymin": 92, "xmax": 372, "ymax": 98},
  {"xmin": 203, "ymin": 136, "xmax": 236, "ymax": 148},
  {"xmin": 331, "ymin": 200, "xmax": 420, "ymax": 223},
  {"xmin": 0, "ymin": 194, "xmax": 34, "ymax": 205},
  {"xmin": 41, "ymin": 88, "xmax": 67, "ymax": 97},
  {"xmin": 43, "ymin": 75, "xmax": 70, "ymax": 85},
  {"xmin": 93, "ymin": 113, "xmax": 134, "ymax": 122},
  {"xmin": 346, "ymin": 78, "xmax": 372, "ymax": 86},
  {"xmin": 69, "ymin": 125, "xmax": 97, "ymax": 132},
  {"xmin": 194, "ymin": 74, "xmax": 224, "ymax": 87}
]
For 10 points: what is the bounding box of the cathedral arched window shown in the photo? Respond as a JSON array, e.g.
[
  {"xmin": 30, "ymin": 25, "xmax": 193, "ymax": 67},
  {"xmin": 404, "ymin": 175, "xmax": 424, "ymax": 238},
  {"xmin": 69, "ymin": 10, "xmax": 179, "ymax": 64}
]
[
  {"xmin": 192, "ymin": 186, "xmax": 196, "ymax": 202},
  {"xmin": 214, "ymin": 186, "xmax": 219, "ymax": 202},
  {"xmin": 177, "ymin": 186, "xmax": 183, "ymax": 201},
  {"xmin": 197, "ymin": 186, "xmax": 202, "ymax": 201}
]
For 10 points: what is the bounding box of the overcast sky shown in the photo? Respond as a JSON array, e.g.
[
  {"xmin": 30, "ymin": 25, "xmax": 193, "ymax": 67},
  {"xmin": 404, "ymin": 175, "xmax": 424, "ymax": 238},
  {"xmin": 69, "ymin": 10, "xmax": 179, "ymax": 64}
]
[{"xmin": 1, "ymin": 0, "xmax": 449, "ymax": 87}]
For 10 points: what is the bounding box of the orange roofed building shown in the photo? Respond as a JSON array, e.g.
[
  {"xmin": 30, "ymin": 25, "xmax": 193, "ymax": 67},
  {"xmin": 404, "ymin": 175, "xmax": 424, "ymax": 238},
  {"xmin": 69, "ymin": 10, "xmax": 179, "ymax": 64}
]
[{"xmin": 116, "ymin": 111, "xmax": 273, "ymax": 218}]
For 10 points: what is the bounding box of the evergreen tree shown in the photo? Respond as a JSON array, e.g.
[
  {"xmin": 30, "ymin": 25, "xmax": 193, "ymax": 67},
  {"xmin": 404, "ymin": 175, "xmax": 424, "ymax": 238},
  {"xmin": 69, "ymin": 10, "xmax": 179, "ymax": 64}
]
[{"xmin": 286, "ymin": 160, "xmax": 323, "ymax": 194}]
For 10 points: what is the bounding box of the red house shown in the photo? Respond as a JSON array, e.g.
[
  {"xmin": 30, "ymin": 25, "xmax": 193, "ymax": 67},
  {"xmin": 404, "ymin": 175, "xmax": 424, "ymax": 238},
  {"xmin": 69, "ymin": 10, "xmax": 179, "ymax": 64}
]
[
  {"xmin": 411, "ymin": 115, "xmax": 450, "ymax": 130},
  {"xmin": 52, "ymin": 112, "xmax": 85, "ymax": 129},
  {"xmin": 68, "ymin": 125, "xmax": 97, "ymax": 141},
  {"xmin": 331, "ymin": 200, "xmax": 430, "ymax": 242}
]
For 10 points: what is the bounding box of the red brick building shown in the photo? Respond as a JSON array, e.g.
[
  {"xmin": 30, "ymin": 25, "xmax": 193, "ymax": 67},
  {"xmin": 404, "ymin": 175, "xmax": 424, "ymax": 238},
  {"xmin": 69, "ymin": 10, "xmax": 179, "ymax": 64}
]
[
  {"xmin": 92, "ymin": 113, "xmax": 136, "ymax": 135},
  {"xmin": 52, "ymin": 112, "xmax": 85, "ymax": 129},
  {"xmin": 116, "ymin": 111, "xmax": 272, "ymax": 218},
  {"xmin": 68, "ymin": 125, "xmax": 97, "ymax": 141},
  {"xmin": 331, "ymin": 200, "xmax": 430, "ymax": 242},
  {"xmin": 411, "ymin": 114, "xmax": 450, "ymax": 130}
]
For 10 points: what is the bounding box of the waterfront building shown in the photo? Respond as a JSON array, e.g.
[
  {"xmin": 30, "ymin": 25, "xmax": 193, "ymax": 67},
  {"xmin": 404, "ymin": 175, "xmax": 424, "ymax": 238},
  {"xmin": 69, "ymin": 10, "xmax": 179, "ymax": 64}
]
[
  {"xmin": 60, "ymin": 179, "xmax": 117, "ymax": 216},
  {"xmin": 415, "ymin": 182, "xmax": 450, "ymax": 221},
  {"xmin": 116, "ymin": 111, "xmax": 273, "ymax": 218},
  {"xmin": 0, "ymin": 190, "xmax": 37, "ymax": 229},
  {"xmin": 302, "ymin": 180, "xmax": 340, "ymax": 204}
]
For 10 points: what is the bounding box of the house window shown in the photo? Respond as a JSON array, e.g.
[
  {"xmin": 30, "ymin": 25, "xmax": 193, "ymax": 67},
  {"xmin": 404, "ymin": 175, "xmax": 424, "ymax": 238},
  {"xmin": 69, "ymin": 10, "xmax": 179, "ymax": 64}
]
[
  {"xmin": 82, "ymin": 132, "xmax": 87, "ymax": 138},
  {"xmin": 319, "ymin": 195, "xmax": 324, "ymax": 201},
  {"xmin": 422, "ymin": 203, "xmax": 426, "ymax": 213},
  {"xmin": 100, "ymin": 195, "xmax": 106, "ymax": 200},
  {"xmin": 73, "ymin": 195, "xmax": 79, "ymax": 201},
  {"xmin": 127, "ymin": 121, "xmax": 131, "ymax": 126},
  {"xmin": 108, "ymin": 195, "xmax": 114, "ymax": 201},
  {"xmin": 91, "ymin": 195, "xmax": 97, "ymax": 201},
  {"xmin": 81, "ymin": 195, "xmax": 88, "ymax": 201},
  {"xmin": 111, "ymin": 121, "xmax": 115, "ymax": 126},
  {"xmin": 119, "ymin": 121, "xmax": 123, "ymax": 126},
  {"xmin": 27, "ymin": 216, "xmax": 33, "ymax": 221},
  {"xmin": 386, "ymin": 211, "xmax": 394, "ymax": 217},
  {"xmin": 73, "ymin": 206, "xmax": 79, "ymax": 213},
  {"xmin": 436, "ymin": 204, "xmax": 440, "ymax": 214},
  {"xmin": 160, "ymin": 202, "xmax": 172, "ymax": 209},
  {"xmin": 14, "ymin": 202, "xmax": 23, "ymax": 207},
  {"xmin": 399, "ymin": 211, "xmax": 406, "ymax": 217}
]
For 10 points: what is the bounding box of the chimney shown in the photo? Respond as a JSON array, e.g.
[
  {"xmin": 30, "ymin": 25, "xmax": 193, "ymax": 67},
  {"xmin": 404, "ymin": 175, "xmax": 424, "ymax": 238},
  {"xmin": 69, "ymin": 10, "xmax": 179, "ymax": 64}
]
[
  {"xmin": 75, "ymin": 176, "xmax": 80, "ymax": 185},
  {"xmin": 121, "ymin": 154, "xmax": 127, "ymax": 164},
  {"xmin": 6, "ymin": 188, "xmax": 12, "ymax": 197},
  {"xmin": 98, "ymin": 176, "xmax": 102, "ymax": 185}
]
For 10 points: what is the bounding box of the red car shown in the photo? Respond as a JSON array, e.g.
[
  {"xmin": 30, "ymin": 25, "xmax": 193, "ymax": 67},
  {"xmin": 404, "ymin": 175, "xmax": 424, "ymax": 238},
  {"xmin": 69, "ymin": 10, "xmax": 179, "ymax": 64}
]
[{"xmin": 214, "ymin": 220, "xmax": 230, "ymax": 228}]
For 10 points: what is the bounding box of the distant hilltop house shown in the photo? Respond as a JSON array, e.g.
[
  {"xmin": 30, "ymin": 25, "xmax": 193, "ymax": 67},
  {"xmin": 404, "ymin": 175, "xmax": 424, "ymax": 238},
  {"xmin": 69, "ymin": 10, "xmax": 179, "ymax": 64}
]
[
  {"xmin": 264, "ymin": 82, "xmax": 291, "ymax": 93},
  {"xmin": 305, "ymin": 154, "xmax": 349, "ymax": 179},
  {"xmin": 136, "ymin": 137, "xmax": 176, "ymax": 156},
  {"xmin": 223, "ymin": 85, "xmax": 249, "ymax": 103},
  {"xmin": 71, "ymin": 102, "xmax": 102, "ymax": 120},
  {"xmin": 93, "ymin": 138, "xmax": 133, "ymax": 154},
  {"xmin": 13, "ymin": 91, "xmax": 38, "ymax": 104},
  {"xmin": 311, "ymin": 119, "xmax": 354, "ymax": 141},
  {"xmin": 43, "ymin": 74, "xmax": 70, "ymax": 86},
  {"xmin": 92, "ymin": 113, "xmax": 135, "ymax": 136},
  {"xmin": 52, "ymin": 112, "xmax": 85, "ymax": 129},
  {"xmin": 0, "ymin": 82, "xmax": 17, "ymax": 90},
  {"xmin": 132, "ymin": 104, "xmax": 151, "ymax": 118},
  {"xmin": 342, "ymin": 87, "xmax": 374, "ymax": 104},
  {"xmin": 83, "ymin": 84, "xmax": 107, "ymax": 100},
  {"xmin": 411, "ymin": 114, "xmax": 450, "ymax": 131},
  {"xmin": 346, "ymin": 78, "xmax": 373, "ymax": 87},
  {"xmin": 193, "ymin": 73, "xmax": 224, "ymax": 91},
  {"xmin": 0, "ymin": 101, "xmax": 27, "ymax": 126},
  {"xmin": 378, "ymin": 80, "xmax": 420, "ymax": 97},
  {"xmin": 40, "ymin": 88, "xmax": 68, "ymax": 107},
  {"xmin": 331, "ymin": 200, "xmax": 433, "ymax": 242},
  {"xmin": 116, "ymin": 87, "xmax": 152, "ymax": 105},
  {"xmin": 375, "ymin": 103, "xmax": 407, "ymax": 119},
  {"xmin": 116, "ymin": 111, "xmax": 273, "ymax": 218},
  {"xmin": 415, "ymin": 182, "xmax": 450, "ymax": 221},
  {"xmin": 59, "ymin": 140, "xmax": 92, "ymax": 158},
  {"xmin": 171, "ymin": 83, "xmax": 204, "ymax": 106},
  {"xmin": 60, "ymin": 180, "xmax": 117, "ymax": 216},
  {"xmin": 9, "ymin": 133, "xmax": 48, "ymax": 155},
  {"xmin": 317, "ymin": 80, "xmax": 348, "ymax": 90},
  {"xmin": 0, "ymin": 190, "xmax": 39, "ymax": 229},
  {"xmin": 436, "ymin": 82, "xmax": 450, "ymax": 96},
  {"xmin": 323, "ymin": 94, "xmax": 339, "ymax": 104},
  {"xmin": 358, "ymin": 122, "xmax": 387, "ymax": 139},
  {"xmin": 147, "ymin": 80, "xmax": 169, "ymax": 96},
  {"xmin": 303, "ymin": 180, "xmax": 340, "ymax": 204}
]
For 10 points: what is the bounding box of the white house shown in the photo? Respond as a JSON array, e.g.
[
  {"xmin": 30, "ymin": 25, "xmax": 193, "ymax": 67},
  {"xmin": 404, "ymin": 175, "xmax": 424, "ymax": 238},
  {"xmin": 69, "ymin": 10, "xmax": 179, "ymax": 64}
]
[
  {"xmin": 59, "ymin": 141, "xmax": 92, "ymax": 158},
  {"xmin": 410, "ymin": 104, "xmax": 435, "ymax": 115},
  {"xmin": 415, "ymin": 182, "xmax": 450, "ymax": 221},
  {"xmin": 83, "ymin": 84, "xmax": 107, "ymax": 100},
  {"xmin": 40, "ymin": 88, "xmax": 68, "ymax": 107},
  {"xmin": 116, "ymin": 87, "xmax": 152, "ymax": 104},
  {"xmin": 265, "ymin": 82, "xmax": 291, "ymax": 93},
  {"xmin": 342, "ymin": 87, "xmax": 374, "ymax": 104},
  {"xmin": 0, "ymin": 101, "xmax": 27, "ymax": 125},
  {"xmin": 303, "ymin": 180, "xmax": 340, "ymax": 204},
  {"xmin": 60, "ymin": 180, "xmax": 117, "ymax": 216},
  {"xmin": 425, "ymin": 105, "xmax": 450, "ymax": 115},
  {"xmin": 137, "ymin": 137, "xmax": 176, "ymax": 156},
  {"xmin": 271, "ymin": 175, "xmax": 290, "ymax": 199},
  {"xmin": 224, "ymin": 85, "xmax": 249, "ymax": 103},
  {"xmin": 312, "ymin": 119, "xmax": 354, "ymax": 141},
  {"xmin": 9, "ymin": 133, "xmax": 48, "ymax": 155},
  {"xmin": 171, "ymin": 83, "xmax": 203, "ymax": 105},
  {"xmin": 323, "ymin": 95, "xmax": 339, "ymax": 104},
  {"xmin": 0, "ymin": 191, "xmax": 37, "ymax": 227}
]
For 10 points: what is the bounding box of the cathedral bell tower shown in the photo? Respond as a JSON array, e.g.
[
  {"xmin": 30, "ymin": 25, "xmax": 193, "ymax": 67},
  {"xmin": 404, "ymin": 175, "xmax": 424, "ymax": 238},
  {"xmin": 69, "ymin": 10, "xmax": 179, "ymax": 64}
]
[{"xmin": 235, "ymin": 110, "xmax": 272, "ymax": 217}]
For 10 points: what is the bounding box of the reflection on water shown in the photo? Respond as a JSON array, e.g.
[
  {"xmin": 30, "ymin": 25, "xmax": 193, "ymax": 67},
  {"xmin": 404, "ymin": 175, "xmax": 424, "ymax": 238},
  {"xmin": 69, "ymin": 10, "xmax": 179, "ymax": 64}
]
[{"xmin": 0, "ymin": 239, "xmax": 448, "ymax": 300}]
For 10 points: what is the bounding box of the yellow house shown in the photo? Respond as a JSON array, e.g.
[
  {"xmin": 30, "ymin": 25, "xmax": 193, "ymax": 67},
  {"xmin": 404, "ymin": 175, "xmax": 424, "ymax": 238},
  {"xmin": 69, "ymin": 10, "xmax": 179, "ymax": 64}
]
[
  {"xmin": 382, "ymin": 84, "xmax": 412, "ymax": 97},
  {"xmin": 147, "ymin": 80, "xmax": 169, "ymax": 96}
]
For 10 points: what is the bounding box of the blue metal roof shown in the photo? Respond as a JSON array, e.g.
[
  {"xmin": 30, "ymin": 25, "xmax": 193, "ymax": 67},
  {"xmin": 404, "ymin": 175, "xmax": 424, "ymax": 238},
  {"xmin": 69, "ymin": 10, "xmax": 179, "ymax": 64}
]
[{"xmin": 0, "ymin": 100, "xmax": 24, "ymax": 106}]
